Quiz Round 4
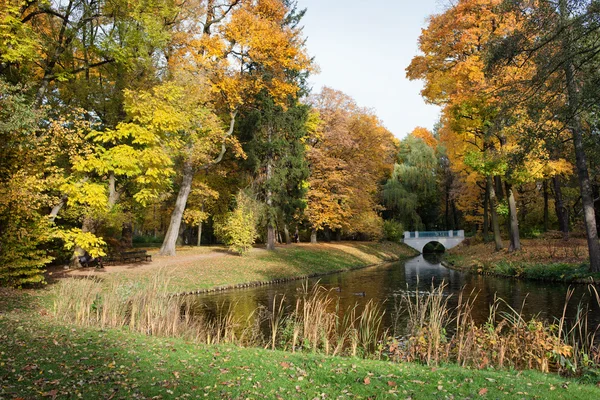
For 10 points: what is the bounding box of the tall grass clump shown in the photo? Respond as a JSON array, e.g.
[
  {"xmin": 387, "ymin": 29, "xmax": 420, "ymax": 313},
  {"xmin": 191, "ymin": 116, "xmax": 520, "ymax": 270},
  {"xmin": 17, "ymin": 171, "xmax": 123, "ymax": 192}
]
[
  {"xmin": 389, "ymin": 281, "xmax": 600, "ymax": 375},
  {"xmin": 51, "ymin": 273, "xmax": 255, "ymax": 345},
  {"xmin": 278, "ymin": 283, "xmax": 387, "ymax": 358}
]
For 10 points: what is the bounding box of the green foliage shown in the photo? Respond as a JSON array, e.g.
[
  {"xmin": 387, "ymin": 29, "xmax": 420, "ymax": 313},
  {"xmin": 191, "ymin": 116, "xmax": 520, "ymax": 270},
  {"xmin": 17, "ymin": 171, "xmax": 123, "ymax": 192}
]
[
  {"xmin": 0, "ymin": 3, "xmax": 39, "ymax": 64},
  {"xmin": 238, "ymin": 92, "xmax": 310, "ymax": 235},
  {"xmin": 0, "ymin": 80, "xmax": 50, "ymax": 287},
  {"xmin": 383, "ymin": 135, "xmax": 439, "ymax": 231},
  {"xmin": 0, "ymin": 214, "xmax": 52, "ymax": 288},
  {"xmin": 383, "ymin": 220, "xmax": 405, "ymax": 242},
  {"xmin": 215, "ymin": 192, "xmax": 260, "ymax": 255},
  {"xmin": 495, "ymin": 200, "xmax": 509, "ymax": 217}
]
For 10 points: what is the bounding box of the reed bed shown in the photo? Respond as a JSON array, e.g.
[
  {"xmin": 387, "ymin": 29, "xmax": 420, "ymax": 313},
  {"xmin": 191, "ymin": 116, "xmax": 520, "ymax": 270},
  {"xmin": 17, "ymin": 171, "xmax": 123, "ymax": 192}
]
[
  {"xmin": 390, "ymin": 282, "xmax": 600, "ymax": 375},
  {"xmin": 52, "ymin": 274, "xmax": 254, "ymax": 346},
  {"xmin": 52, "ymin": 274, "xmax": 600, "ymax": 375}
]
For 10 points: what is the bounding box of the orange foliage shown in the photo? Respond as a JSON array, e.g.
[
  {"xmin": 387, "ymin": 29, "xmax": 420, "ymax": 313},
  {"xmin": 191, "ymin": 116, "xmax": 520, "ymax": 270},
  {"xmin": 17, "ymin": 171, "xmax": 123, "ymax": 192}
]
[{"xmin": 306, "ymin": 88, "xmax": 396, "ymax": 236}]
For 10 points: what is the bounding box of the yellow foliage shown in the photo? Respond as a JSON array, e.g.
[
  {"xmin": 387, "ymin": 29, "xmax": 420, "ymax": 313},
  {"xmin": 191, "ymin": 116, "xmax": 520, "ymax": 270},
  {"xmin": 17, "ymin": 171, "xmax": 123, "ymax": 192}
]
[{"xmin": 56, "ymin": 228, "xmax": 107, "ymax": 258}]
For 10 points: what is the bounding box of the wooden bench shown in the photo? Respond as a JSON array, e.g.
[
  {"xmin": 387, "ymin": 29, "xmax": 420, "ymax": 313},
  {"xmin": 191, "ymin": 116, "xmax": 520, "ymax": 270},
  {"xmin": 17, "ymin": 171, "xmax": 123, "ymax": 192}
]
[{"xmin": 104, "ymin": 250, "xmax": 152, "ymax": 265}]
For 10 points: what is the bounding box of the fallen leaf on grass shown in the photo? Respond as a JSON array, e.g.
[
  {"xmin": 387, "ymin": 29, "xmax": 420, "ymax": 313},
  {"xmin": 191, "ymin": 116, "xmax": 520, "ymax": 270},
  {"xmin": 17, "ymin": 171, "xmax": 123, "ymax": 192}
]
[
  {"xmin": 363, "ymin": 377, "xmax": 370, "ymax": 385},
  {"xmin": 387, "ymin": 381, "xmax": 397, "ymax": 387},
  {"xmin": 42, "ymin": 389, "xmax": 58, "ymax": 397},
  {"xmin": 280, "ymin": 362, "xmax": 290, "ymax": 369},
  {"xmin": 479, "ymin": 388, "xmax": 488, "ymax": 396}
]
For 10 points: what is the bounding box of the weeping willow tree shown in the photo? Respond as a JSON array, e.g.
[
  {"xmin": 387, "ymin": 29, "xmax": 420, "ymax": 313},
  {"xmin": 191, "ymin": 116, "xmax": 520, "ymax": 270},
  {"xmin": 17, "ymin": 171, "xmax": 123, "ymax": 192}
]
[{"xmin": 383, "ymin": 135, "xmax": 439, "ymax": 231}]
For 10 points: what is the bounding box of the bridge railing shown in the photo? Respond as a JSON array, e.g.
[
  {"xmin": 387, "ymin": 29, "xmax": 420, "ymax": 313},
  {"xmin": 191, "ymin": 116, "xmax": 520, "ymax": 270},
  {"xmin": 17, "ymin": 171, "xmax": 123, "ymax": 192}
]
[{"xmin": 403, "ymin": 230, "xmax": 465, "ymax": 239}]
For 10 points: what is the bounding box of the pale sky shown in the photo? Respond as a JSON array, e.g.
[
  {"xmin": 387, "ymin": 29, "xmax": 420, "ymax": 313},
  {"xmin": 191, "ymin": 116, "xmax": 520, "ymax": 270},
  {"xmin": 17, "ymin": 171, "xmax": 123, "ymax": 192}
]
[{"xmin": 296, "ymin": 0, "xmax": 443, "ymax": 138}]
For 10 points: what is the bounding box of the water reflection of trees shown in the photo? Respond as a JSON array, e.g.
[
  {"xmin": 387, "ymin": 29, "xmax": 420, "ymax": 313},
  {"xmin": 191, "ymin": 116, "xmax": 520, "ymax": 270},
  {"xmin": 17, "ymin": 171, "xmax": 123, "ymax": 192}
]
[{"xmin": 192, "ymin": 256, "xmax": 600, "ymax": 337}]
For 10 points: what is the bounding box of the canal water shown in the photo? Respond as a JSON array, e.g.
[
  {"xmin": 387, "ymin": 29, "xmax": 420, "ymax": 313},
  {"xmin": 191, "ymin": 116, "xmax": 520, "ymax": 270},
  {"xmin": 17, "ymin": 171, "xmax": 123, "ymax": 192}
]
[{"xmin": 193, "ymin": 254, "xmax": 600, "ymax": 334}]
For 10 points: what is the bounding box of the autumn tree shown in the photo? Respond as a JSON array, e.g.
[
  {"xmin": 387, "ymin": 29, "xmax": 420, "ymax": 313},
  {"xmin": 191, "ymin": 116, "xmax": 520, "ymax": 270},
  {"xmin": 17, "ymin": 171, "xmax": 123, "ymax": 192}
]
[
  {"xmin": 157, "ymin": 0, "xmax": 312, "ymax": 256},
  {"xmin": 306, "ymin": 88, "xmax": 395, "ymax": 242},
  {"xmin": 487, "ymin": 0, "xmax": 600, "ymax": 270}
]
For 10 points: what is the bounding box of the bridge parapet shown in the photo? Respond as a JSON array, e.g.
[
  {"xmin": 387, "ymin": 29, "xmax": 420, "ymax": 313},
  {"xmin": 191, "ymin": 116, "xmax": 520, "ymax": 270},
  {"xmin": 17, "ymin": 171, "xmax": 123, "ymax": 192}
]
[{"xmin": 404, "ymin": 230, "xmax": 464, "ymax": 239}]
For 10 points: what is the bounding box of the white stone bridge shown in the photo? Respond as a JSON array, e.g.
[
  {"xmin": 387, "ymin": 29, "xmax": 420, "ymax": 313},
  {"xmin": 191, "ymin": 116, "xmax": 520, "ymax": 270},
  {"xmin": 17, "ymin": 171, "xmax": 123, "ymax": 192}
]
[{"xmin": 403, "ymin": 230, "xmax": 465, "ymax": 253}]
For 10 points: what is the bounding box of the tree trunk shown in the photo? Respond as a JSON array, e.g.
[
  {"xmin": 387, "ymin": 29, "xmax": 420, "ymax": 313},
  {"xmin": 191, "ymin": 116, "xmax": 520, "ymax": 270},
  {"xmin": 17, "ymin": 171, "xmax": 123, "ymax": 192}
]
[
  {"xmin": 197, "ymin": 204, "xmax": 204, "ymax": 247},
  {"xmin": 452, "ymin": 200, "xmax": 459, "ymax": 229},
  {"xmin": 108, "ymin": 172, "xmax": 118, "ymax": 207},
  {"xmin": 560, "ymin": 0, "xmax": 600, "ymax": 271},
  {"xmin": 553, "ymin": 176, "xmax": 569, "ymax": 240},
  {"xmin": 121, "ymin": 222, "xmax": 133, "ymax": 249},
  {"xmin": 197, "ymin": 221, "xmax": 203, "ymax": 246},
  {"xmin": 49, "ymin": 195, "xmax": 68, "ymax": 222},
  {"xmin": 159, "ymin": 161, "xmax": 195, "ymax": 256},
  {"xmin": 505, "ymin": 182, "xmax": 521, "ymax": 252},
  {"xmin": 483, "ymin": 180, "xmax": 490, "ymax": 242},
  {"xmin": 267, "ymin": 225, "xmax": 276, "ymax": 250},
  {"xmin": 335, "ymin": 229, "xmax": 342, "ymax": 241},
  {"xmin": 543, "ymin": 180, "xmax": 549, "ymax": 232},
  {"xmin": 310, "ymin": 228, "xmax": 317, "ymax": 244},
  {"xmin": 488, "ymin": 175, "xmax": 503, "ymax": 251},
  {"xmin": 284, "ymin": 224, "xmax": 291, "ymax": 245},
  {"xmin": 266, "ymin": 150, "xmax": 276, "ymax": 251},
  {"xmin": 494, "ymin": 176, "xmax": 504, "ymax": 202},
  {"xmin": 70, "ymin": 215, "xmax": 94, "ymax": 268},
  {"xmin": 445, "ymin": 183, "xmax": 450, "ymax": 230}
]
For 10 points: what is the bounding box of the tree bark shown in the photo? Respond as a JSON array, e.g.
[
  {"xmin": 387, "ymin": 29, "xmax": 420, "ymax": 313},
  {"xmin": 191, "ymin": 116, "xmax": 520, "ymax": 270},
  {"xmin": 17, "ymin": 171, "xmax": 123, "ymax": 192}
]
[
  {"xmin": 560, "ymin": 0, "xmax": 600, "ymax": 271},
  {"xmin": 505, "ymin": 182, "xmax": 521, "ymax": 252},
  {"xmin": 108, "ymin": 172, "xmax": 118, "ymax": 207},
  {"xmin": 494, "ymin": 176, "xmax": 504, "ymax": 202},
  {"xmin": 266, "ymin": 127, "xmax": 275, "ymax": 251},
  {"xmin": 553, "ymin": 176, "xmax": 569, "ymax": 240},
  {"xmin": 445, "ymin": 183, "xmax": 450, "ymax": 231},
  {"xmin": 310, "ymin": 228, "xmax": 317, "ymax": 244},
  {"xmin": 488, "ymin": 175, "xmax": 503, "ymax": 251},
  {"xmin": 197, "ymin": 221, "xmax": 203, "ymax": 246},
  {"xmin": 121, "ymin": 221, "xmax": 133, "ymax": 249},
  {"xmin": 483, "ymin": 179, "xmax": 490, "ymax": 242},
  {"xmin": 159, "ymin": 161, "xmax": 194, "ymax": 256},
  {"xmin": 49, "ymin": 195, "xmax": 67, "ymax": 222},
  {"xmin": 197, "ymin": 204, "xmax": 204, "ymax": 247},
  {"xmin": 284, "ymin": 224, "xmax": 290, "ymax": 245},
  {"xmin": 543, "ymin": 180, "xmax": 549, "ymax": 232}
]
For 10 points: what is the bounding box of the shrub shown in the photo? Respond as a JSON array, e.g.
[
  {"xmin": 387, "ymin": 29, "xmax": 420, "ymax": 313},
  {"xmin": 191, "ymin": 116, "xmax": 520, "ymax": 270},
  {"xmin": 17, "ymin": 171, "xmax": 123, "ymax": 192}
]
[
  {"xmin": 215, "ymin": 191, "xmax": 260, "ymax": 255},
  {"xmin": 383, "ymin": 220, "xmax": 404, "ymax": 242}
]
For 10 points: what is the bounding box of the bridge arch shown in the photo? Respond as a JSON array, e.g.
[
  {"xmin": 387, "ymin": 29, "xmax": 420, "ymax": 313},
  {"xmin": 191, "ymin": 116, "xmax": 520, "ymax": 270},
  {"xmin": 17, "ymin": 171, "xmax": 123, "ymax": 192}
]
[
  {"xmin": 422, "ymin": 241, "xmax": 446, "ymax": 253},
  {"xmin": 403, "ymin": 231, "xmax": 465, "ymax": 254}
]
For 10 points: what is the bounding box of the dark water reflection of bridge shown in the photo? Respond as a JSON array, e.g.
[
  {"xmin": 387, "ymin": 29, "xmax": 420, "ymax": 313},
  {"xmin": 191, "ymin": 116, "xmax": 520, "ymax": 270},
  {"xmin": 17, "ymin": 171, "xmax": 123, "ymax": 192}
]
[{"xmin": 193, "ymin": 255, "xmax": 600, "ymax": 335}]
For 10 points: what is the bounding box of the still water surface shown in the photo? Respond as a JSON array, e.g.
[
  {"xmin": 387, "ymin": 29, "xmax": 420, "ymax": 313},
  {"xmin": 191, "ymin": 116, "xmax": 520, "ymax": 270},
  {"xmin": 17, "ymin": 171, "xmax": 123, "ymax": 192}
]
[{"xmin": 194, "ymin": 254, "xmax": 600, "ymax": 333}]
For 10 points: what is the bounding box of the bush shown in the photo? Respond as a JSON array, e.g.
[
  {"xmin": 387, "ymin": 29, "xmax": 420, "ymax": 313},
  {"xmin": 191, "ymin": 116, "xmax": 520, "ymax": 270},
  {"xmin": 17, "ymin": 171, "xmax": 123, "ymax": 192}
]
[
  {"xmin": 214, "ymin": 192, "xmax": 259, "ymax": 255},
  {"xmin": 383, "ymin": 220, "xmax": 404, "ymax": 242},
  {"xmin": 347, "ymin": 212, "xmax": 384, "ymax": 241}
]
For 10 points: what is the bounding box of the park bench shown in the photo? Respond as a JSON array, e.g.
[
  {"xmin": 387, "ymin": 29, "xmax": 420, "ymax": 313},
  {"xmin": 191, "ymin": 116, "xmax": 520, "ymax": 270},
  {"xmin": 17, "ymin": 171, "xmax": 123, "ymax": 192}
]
[{"xmin": 103, "ymin": 250, "xmax": 152, "ymax": 265}]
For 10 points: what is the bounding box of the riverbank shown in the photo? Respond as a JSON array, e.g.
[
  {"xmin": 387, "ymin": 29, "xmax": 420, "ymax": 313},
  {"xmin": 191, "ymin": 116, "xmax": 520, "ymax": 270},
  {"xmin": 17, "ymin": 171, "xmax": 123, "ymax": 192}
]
[
  {"xmin": 53, "ymin": 241, "xmax": 418, "ymax": 294},
  {"xmin": 444, "ymin": 238, "xmax": 600, "ymax": 283},
  {"xmin": 2, "ymin": 288, "xmax": 599, "ymax": 399}
]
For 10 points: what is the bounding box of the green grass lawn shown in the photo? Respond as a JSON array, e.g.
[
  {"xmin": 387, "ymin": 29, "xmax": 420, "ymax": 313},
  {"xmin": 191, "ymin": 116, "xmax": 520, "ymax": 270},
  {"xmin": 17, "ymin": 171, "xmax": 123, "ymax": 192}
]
[
  {"xmin": 3, "ymin": 242, "xmax": 600, "ymax": 399},
  {"xmin": 2, "ymin": 291, "xmax": 599, "ymax": 399},
  {"xmin": 61, "ymin": 241, "xmax": 418, "ymax": 294}
]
